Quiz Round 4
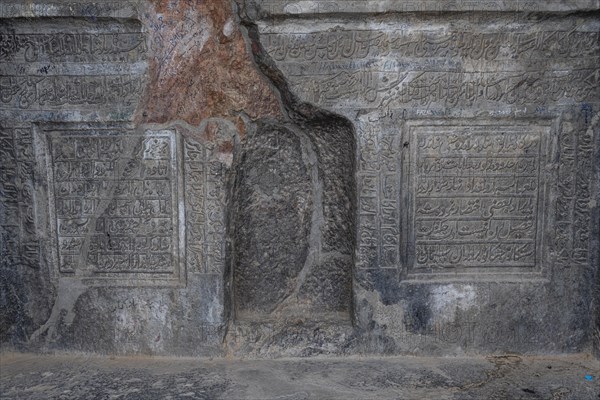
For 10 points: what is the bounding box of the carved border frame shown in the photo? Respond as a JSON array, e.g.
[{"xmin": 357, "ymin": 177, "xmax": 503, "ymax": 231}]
[
  {"xmin": 34, "ymin": 122, "xmax": 186, "ymax": 287},
  {"xmin": 400, "ymin": 118, "xmax": 554, "ymax": 282}
]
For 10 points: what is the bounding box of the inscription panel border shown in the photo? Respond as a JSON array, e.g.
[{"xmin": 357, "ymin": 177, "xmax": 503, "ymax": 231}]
[
  {"xmin": 35, "ymin": 122, "xmax": 186, "ymax": 287},
  {"xmin": 401, "ymin": 119, "xmax": 553, "ymax": 281}
]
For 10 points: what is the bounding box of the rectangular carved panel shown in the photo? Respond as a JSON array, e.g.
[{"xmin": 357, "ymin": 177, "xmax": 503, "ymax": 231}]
[
  {"xmin": 403, "ymin": 121, "xmax": 551, "ymax": 276},
  {"xmin": 554, "ymin": 114, "xmax": 595, "ymax": 265},
  {"xmin": 262, "ymin": 16, "xmax": 599, "ymax": 114},
  {"xmin": 254, "ymin": 0, "xmax": 596, "ymax": 15},
  {"xmin": 357, "ymin": 124, "xmax": 401, "ymax": 269},
  {"xmin": 0, "ymin": 20, "xmax": 147, "ymax": 63},
  {"xmin": 184, "ymin": 139, "xmax": 226, "ymax": 274},
  {"xmin": 0, "ymin": 126, "xmax": 39, "ymax": 270},
  {"xmin": 0, "ymin": 18, "xmax": 147, "ymax": 116},
  {"xmin": 264, "ymin": 29, "xmax": 599, "ymax": 62},
  {"xmin": 38, "ymin": 124, "xmax": 185, "ymax": 286}
]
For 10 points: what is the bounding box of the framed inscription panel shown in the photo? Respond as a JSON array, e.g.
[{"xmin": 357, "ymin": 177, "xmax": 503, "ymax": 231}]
[
  {"xmin": 402, "ymin": 120, "xmax": 553, "ymax": 279},
  {"xmin": 36, "ymin": 123, "xmax": 186, "ymax": 287}
]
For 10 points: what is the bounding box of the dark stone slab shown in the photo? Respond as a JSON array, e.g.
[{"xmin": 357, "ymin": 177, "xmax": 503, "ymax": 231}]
[{"xmin": 232, "ymin": 122, "xmax": 313, "ymax": 316}]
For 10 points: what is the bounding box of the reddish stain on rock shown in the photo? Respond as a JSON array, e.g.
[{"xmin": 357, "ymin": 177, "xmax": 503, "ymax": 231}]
[
  {"xmin": 219, "ymin": 141, "xmax": 234, "ymax": 154},
  {"xmin": 205, "ymin": 120, "xmax": 220, "ymax": 141},
  {"xmin": 137, "ymin": 0, "xmax": 281, "ymax": 126}
]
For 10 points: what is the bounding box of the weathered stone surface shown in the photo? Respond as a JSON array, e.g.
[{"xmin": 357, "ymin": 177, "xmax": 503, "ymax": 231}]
[
  {"xmin": 232, "ymin": 122, "xmax": 313, "ymax": 316},
  {"xmin": 0, "ymin": 0, "xmax": 599, "ymax": 360},
  {"xmin": 2, "ymin": 352, "xmax": 600, "ymax": 399},
  {"xmin": 248, "ymin": 0, "xmax": 600, "ymax": 15},
  {"xmin": 238, "ymin": 0, "xmax": 600, "ymax": 356},
  {"xmin": 0, "ymin": 0, "xmax": 277, "ymax": 356},
  {"xmin": 19, "ymin": 121, "xmax": 233, "ymax": 356},
  {"xmin": 136, "ymin": 0, "xmax": 281, "ymax": 126},
  {"xmin": 231, "ymin": 118, "xmax": 354, "ymax": 323}
]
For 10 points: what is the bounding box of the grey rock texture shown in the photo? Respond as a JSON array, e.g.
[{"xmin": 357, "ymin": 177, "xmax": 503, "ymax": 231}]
[
  {"xmin": 0, "ymin": 1, "xmax": 245, "ymax": 357},
  {"xmin": 237, "ymin": 0, "xmax": 600, "ymax": 357},
  {"xmin": 1, "ymin": 352, "xmax": 599, "ymax": 399},
  {"xmin": 232, "ymin": 122, "xmax": 314, "ymax": 316},
  {"xmin": 0, "ymin": 0, "xmax": 599, "ymax": 359},
  {"xmin": 231, "ymin": 118, "xmax": 355, "ymax": 321}
]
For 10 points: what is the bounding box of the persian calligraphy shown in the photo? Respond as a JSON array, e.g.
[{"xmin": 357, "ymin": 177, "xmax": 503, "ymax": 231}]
[
  {"xmin": 0, "ymin": 18, "xmax": 147, "ymax": 112},
  {"xmin": 0, "ymin": 127, "xmax": 39, "ymax": 270},
  {"xmin": 48, "ymin": 130, "xmax": 180, "ymax": 275},
  {"xmin": 0, "ymin": 75, "xmax": 145, "ymax": 110},
  {"xmin": 0, "ymin": 31, "xmax": 146, "ymax": 62},
  {"xmin": 255, "ymin": 0, "xmax": 578, "ymax": 14},
  {"xmin": 184, "ymin": 139, "xmax": 227, "ymax": 274},
  {"xmin": 0, "ymin": 18, "xmax": 147, "ymax": 63},
  {"xmin": 292, "ymin": 69, "xmax": 598, "ymax": 108},
  {"xmin": 554, "ymin": 114, "xmax": 595, "ymax": 265},
  {"xmin": 357, "ymin": 125, "xmax": 401, "ymax": 269},
  {"xmin": 407, "ymin": 124, "xmax": 550, "ymax": 270},
  {"xmin": 264, "ymin": 30, "xmax": 599, "ymax": 62},
  {"xmin": 263, "ymin": 21, "xmax": 599, "ymax": 110}
]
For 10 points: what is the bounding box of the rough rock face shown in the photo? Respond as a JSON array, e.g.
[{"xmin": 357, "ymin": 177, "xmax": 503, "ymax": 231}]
[
  {"xmin": 235, "ymin": 1, "xmax": 600, "ymax": 358},
  {"xmin": 232, "ymin": 122, "xmax": 314, "ymax": 317},
  {"xmin": 1, "ymin": 0, "xmax": 599, "ymax": 359},
  {"xmin": 0, "ymin": 0, "xmax": 281, "ymax": 356},
  {"xmin": 231, "ymin": 119, "xmax": 355, "ymax": 323},
  {"xmin": 136, "ymin": 0, "xmax": 281, "ymax": 126}
]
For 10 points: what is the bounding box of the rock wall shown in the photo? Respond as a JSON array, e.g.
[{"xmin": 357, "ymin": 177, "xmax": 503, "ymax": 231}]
[
  {"xmin": 0, "ymin": 0, "xmax": 279, "ymax": 356},
  {"xmin": 1, "ymin": 0, "xmax": 599, "ymax": 358}
]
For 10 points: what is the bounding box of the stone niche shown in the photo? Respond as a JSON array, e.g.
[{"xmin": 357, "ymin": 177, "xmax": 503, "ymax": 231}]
[
  {"xmin": 231, "ymin": 118, "xmax": 355, "ymax": 325},
  {"xmin": 1, "ymin": 0, "xmax": 599, "ymax": 358}
]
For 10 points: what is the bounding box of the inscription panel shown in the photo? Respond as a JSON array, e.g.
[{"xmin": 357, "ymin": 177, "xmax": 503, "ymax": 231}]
[
  {"xmin": 0, "ymin": 18, "xmax": 147, "ymax": 114},
  {"xmin": 404, "ymin": 122, "xmax": 551, "ymax": 275},
  {"xmin": 290, "ymin": 69, "xmax": 598, "ymax": 110},
  {"xmin": 0, "ymin": 75, "xmax": 145, "ymax": 110},
  {"xmin": 0, "ymin": 25, "xmax": 147, "ymax": 63},
  {"xmin": 554, "ymin": 113, "xmax": 596, "ymax": 265},
  {"xmin": 41, "ymin": 126, "xmax": 184, "ymax": 286},
  {"xmin": 264, "ymin": 29, "xmax": 600, "ymax": 63},
  {"xmin": 261, "ymin": 15, "xmax": 597, "ymax": 278},
  {"xmin": 0, "ymin": 1, "xmax": 139, "ymax": 19},
  {"xmin": 0, "ymin": 126, "xmax": 39, "ymax": 271},
  {"xmin": 0, "ymin": 16, "xmax": 148, "ymax": 277},
  {"xmin": 254, "ymin": 0, "xmax": 595, "ymax": 14},
  {"xmin": 357, "ymin": 123, "xmax": 401, "ymax": 269},
  {"xmin": 261, "ymin": 16, "xmax": 599, "ymax": 112},
  {"xmin": 184, "ymin": 139, "xmax": 227, "ymax": 274}
]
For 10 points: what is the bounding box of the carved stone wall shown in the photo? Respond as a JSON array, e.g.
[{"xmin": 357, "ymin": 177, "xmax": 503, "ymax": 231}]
[
  {"xmin": 0, "ymin": 0, "xmax": 265, "ymax": 356},
  {"xmin": 1, "ymin": 9, "xmax": 151, "ymax": 347},
  {"xmin": 238, "ymin": 0, "xmax": 600, "ymax": 355},
  {"xmin": 0, "ymin": 0, "xmax": 598, "ymax": 358}
]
